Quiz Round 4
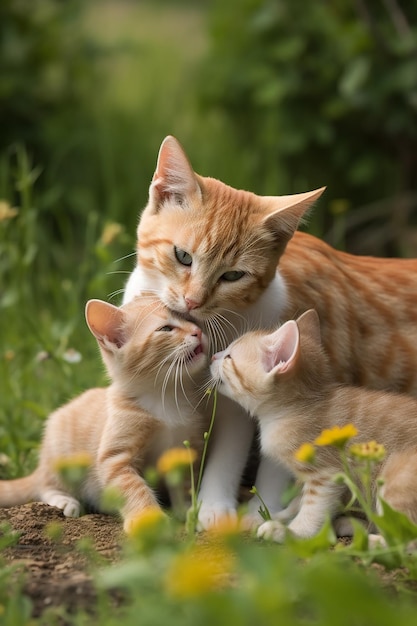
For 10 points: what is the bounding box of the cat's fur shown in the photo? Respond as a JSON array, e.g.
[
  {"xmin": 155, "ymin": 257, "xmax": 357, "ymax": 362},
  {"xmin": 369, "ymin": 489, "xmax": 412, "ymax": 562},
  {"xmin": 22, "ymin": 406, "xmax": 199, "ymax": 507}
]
[
  {"xmin": 0, "ymin": 295, "xmax": 208, "ymax": 532},
  {"xmin": 210, "ymin": 309, "xmax": 417, "ymax": 541},
  {"xmin": 123, "ymin": 135, "xmax": 417, "ymax": 527}
]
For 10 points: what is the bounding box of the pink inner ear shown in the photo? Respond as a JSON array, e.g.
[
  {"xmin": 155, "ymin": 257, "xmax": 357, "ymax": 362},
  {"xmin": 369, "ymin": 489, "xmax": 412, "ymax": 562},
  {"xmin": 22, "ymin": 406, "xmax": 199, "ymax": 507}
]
[
  {"xmin": 151, "ymin": 135, "xmax": 200, "ymax": 203},
  {"xmin": 85, "ymin": 300, "xmax": 125, "ymax": 350},
  {"xmin": 263, "ymin": 321, "xmax": 299, "ymax": 374}
]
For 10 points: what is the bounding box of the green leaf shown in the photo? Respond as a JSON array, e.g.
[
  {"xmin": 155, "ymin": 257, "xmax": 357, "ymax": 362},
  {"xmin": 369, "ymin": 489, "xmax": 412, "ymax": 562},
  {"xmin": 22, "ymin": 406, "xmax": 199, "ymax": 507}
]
[
  {"xmin": 371, "ymin": 498, "xmax": 417, "ymax": 547},
  {"xmin": 285, "ymin": 517, "xmax": 336, "ymax": 557}
]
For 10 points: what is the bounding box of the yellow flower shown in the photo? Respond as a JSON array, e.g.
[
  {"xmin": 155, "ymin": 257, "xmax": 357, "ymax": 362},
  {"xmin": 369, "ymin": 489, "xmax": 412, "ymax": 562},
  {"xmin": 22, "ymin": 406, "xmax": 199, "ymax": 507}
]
[
  {"xmin": 165, "ymin": 544, "xmax": 234, "ymax": 598},
  {"xmin": 125, "ymin": 506, "xmax": 166, "ymax": 538},
  {"xmin": 53, "ymin": 452, "xmax": 92, "ymax": 487},
  {"xmin": 294, "ymin": 443, "xmax": 316, "ymax": 464},
  {"xmin": 100, "ymin": 222, "xmax": 123, "ymax": 246},
  {"xmin": 157, "ymin": 447, "xmax": 197, "ymax": 475},
  {"xmin": 0, "ymin": 200, "xmax": 18, "ymax": 221},
  {"xmin": 53, "ymin": 452, "xmax": 92, "ymax": 472},
  {"xmin": 349, "ymin": 441, "xmax": 386, "ymax": 462},
  {"xmin": 314, "ymin": 424, "xmax": 358, "ymax": 449}
]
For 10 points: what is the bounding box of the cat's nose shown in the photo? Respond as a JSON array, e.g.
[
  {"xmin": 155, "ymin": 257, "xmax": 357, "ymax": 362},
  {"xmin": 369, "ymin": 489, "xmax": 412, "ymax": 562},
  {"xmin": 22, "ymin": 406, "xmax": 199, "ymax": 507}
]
[
  {"xmin": 185, "ymin": 297, "xmax": 200, "ymax": 311},
  {"xmin": 191, "ymin": 326, "xmax": 202, "ymax": 339}
]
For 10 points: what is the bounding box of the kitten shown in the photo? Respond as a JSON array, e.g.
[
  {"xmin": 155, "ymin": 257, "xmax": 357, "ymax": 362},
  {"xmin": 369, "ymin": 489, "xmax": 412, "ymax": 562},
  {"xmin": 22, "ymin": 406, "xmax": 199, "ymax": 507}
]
[
  {"xmin": 123, "ymin": 135, "xmax": 417, "ymax": 528},
  {"xmin": 0, "ymin": 295, "xmax": 208, "ymax": 532},
  {"xmin": 210, "ymin": 309, "xmax": 417, "ymax": 541}
]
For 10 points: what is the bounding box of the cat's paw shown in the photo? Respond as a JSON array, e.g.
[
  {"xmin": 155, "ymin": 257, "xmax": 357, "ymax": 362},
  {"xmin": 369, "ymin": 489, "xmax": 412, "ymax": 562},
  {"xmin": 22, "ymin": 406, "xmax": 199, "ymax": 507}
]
[
  {"xmin": 197, "ymin": 502, "xmax": 237, "ymax": 531},
  {"xmin": 257, "ymin": 520, "xmax": 287, "ymax": 543},
  {"xmin": 368, "ymin": 533, "xmax": 387, "ymax": 549},
  {"xmin": 45, "ymin": 494, "xmax": 81, "ymax": 518}
]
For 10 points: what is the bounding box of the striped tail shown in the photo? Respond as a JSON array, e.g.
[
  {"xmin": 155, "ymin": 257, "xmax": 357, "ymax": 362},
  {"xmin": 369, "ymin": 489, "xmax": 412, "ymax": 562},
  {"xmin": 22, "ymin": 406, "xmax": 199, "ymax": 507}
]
[{"xmin": 0, "ymin": 473, "xmax": 38, "ymax": 507}]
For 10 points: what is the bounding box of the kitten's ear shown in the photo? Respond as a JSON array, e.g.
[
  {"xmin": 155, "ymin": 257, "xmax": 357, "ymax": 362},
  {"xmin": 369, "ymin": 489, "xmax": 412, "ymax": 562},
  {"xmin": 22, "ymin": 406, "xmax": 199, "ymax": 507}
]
[
  {"xmin": 149, "ymin": 135, "xmax": 202, "ymax": 210},
  {"xmin": 296, "ymin": 309, "xmax": 321, "ymax": 345},
  {"xmin": 85, "ymin": 300, "xmax": 126, "ymax": 352},
  {"xmin": 263, "ymin": 187, "xmax": 326, "ymax": 243},
  {"xmin": 262, "ymin": 320, "xmax": 300, "ymax": 375}
]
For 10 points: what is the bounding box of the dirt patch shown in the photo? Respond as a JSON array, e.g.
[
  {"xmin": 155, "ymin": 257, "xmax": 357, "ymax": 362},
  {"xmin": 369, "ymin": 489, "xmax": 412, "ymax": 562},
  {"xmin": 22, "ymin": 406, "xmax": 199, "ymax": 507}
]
[{"xmin": 0, "ymin": 502, "xmax": 123, "ymax": 618}]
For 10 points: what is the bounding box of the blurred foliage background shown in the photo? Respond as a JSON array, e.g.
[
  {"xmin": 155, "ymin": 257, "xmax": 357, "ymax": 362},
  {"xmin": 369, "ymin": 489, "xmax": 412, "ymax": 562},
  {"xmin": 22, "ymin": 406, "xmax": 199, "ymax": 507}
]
[{"xmin": 2, "ymin": 0, "xmax": 417, "ymax": 268}]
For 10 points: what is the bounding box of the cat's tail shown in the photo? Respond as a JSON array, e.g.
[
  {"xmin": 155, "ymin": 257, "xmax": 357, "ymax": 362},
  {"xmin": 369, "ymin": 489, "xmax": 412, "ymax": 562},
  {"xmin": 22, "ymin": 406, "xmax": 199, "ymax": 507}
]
[{"xmin": 0, "ymin": 472, "xmax": 39, "ymax": 507}]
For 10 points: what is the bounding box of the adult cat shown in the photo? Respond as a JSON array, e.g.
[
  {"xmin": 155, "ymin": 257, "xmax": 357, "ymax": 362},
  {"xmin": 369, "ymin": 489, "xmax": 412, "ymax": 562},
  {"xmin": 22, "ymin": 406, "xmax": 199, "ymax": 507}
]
[
  {"xmin": 123, "ymin": 135, "xmax": 417, "ymax": 528},
  {"xmin": 210, "ymin": 309, "xmax": 417, "ymax": 541},
  {"xmin": 0, "ymin": 295, "xmax": 208, "ymax": 532}
]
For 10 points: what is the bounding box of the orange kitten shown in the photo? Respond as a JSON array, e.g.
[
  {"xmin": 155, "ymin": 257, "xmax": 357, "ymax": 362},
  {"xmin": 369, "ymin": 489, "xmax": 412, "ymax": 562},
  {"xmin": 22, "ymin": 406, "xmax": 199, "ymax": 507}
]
[
  {"xmin": 123, "ymin": 135, "xmax": 417, "ymax": 528},
  {"xmin": 210, "ymin": 310, "xmax": 417, "ymax": 541},
  {"xmin": 0, "ymin": 295, "xmax": 208, "ymax": 532}
]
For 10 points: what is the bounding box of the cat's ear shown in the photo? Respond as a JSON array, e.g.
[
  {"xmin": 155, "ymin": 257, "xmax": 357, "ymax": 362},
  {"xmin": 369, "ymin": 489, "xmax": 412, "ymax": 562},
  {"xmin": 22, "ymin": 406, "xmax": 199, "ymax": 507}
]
[
  {"xmin": 149, "ymin": 135, "xmax": 202, "ymax": 210},
  {"xmin": 262, "ymin": 187, "xmax": 326, "ymax": 243},
  {"xmin": 296, "ymin": 309, "xmax": 321, "ymax": 345},
  {"xmin": 262, "ymin": 320, "xmax": 300, "ymax": 375},
  {"xmin": 85, "ymin": 300, "xmax": 126, "ymax": 352}
]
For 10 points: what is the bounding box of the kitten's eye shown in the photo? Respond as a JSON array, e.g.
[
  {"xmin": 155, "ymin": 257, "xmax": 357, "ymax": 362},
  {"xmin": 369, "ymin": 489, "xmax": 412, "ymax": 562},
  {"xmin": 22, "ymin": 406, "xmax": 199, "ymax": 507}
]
[
  {"xmin": 158, "ymin": 325, "xmax": 174, "ymax": 332},
  {"xmin": 225, "ymin": 354, "xmax": 232, "ymax": 359},
  {"xmin": 221, "ymin": 270, "xmax": 245, "ymax": 282},
  {"xmin": 174, "ymin": 246, "xmax": 192, "ymax": 267}
]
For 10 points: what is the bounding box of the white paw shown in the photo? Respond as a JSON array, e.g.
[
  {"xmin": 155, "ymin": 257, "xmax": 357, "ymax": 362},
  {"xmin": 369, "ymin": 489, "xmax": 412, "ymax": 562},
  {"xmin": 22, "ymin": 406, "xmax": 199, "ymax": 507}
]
[
  {"xmin": 197, "ymin": 501, "xmax": 237, "ymax": 531},
  {"xmin": 257, "ymin": 520, "xmax": 287, "ymax": 543},
  {"xmin": 45, "ymin": 494, "xmax": 81, "ymax": 518},
  {"xmin": 368, "ymin": 533, "xmax": 387, "ymax": 549}
]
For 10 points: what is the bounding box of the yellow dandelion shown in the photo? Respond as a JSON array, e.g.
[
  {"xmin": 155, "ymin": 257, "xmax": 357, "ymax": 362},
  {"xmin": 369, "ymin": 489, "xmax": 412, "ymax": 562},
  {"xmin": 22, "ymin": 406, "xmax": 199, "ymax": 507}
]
[
  {"xmin": 53, "ymin": 452, "xmax": 92, "ymax": 488},
  {"xmin": 314, "ymin": 424, "xmax": 358, "ymax": 449},
  {"xmin": 100, "ymin": 222, "xmax": 123, "ymax": 246},
  {"xmin": 125, "ymin": 506, "xmax": 167, "ymax": 538},
  {"xmin": 294, "ymin": 443, "xmax": 316, "ymax": 464},
  {"xmin": 349, "ymin": 441, "xmax": 386, "ymax": 462},
  {"xmin": 53, "ymin": 452, "xmax": 92, "ymax": 472},
  {"xmin": 165, "ymin": 544, "xmax": 234, "ymax": 598},
  {"xmin": 157, "ymin": 447, "xmax": 197, "ymax": 475},
  {"xmin": 0, "ymin": 200, "xmax": 18, "ymax": 221}
]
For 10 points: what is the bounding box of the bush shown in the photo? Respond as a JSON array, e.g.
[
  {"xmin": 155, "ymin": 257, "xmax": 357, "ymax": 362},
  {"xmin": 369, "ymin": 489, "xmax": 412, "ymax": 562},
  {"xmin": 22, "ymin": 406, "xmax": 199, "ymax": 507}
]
[{"xmin": 199, "ymin": 0, "xmax": 417, "ymax": 254}]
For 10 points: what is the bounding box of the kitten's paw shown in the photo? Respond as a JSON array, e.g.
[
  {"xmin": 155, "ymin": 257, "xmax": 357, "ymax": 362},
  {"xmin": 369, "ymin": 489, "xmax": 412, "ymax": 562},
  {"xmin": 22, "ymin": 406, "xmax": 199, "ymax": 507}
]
[
  {"xmin": 45, "ymin": 494, "xmax": 81, "ymax": 518},
  {"xmin": 368, "ymin": 533, "xmax": 387, "ymax": 549},
  {"xmin": 197, "ymin": 502, "xmax": 237, "ymax": 531},
  {"xmin": 257, "ymin": 520, "xmax": 287, "ymax": 543}
]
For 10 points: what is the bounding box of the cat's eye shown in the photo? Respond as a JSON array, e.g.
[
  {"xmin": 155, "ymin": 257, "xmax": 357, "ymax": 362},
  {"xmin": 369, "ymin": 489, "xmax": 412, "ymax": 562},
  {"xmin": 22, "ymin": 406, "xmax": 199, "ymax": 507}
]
[
  {"xmin": 221, "ymin": 270, "xmax": 245, "ymax": 282},
  {"xmin": 174, "ymin": 246, "xmax": 192, "ymax": 267},
  {"xmin": 225, "ymin": 354, "xmax": 232, "ymax": 360},
  {"xmin": 158, "ymin": 325, "xmax": 174, "ymax": 332}
]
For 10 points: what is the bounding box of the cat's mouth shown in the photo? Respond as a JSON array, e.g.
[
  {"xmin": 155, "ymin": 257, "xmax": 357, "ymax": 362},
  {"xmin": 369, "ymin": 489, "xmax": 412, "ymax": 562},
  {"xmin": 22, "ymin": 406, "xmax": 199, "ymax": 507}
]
[{"xmin": 186, "ymin": 341, "xmax": 206, "ymax": 365}]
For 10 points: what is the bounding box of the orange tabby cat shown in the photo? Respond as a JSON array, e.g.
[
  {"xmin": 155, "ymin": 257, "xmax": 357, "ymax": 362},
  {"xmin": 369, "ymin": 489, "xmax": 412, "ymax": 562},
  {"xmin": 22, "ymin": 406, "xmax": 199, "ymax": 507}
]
[
  {"xmin": 123, "ymin": 135, "xmax": 417, "ymax": 528},
  {"xmin": 210, "ymin": 309, "xmax": 417, "ymax": 541},
  {"xmin": 0, "ymin": 295, "xmax": 207, "ymax": 532}
]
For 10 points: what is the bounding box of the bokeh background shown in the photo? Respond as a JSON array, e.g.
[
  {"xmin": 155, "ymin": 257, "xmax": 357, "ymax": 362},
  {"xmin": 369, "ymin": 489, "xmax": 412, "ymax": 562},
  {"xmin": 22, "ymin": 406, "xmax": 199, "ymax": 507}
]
[{"xmin": 1, "ymin": 0, "xmax": 417, "ymax": 469}]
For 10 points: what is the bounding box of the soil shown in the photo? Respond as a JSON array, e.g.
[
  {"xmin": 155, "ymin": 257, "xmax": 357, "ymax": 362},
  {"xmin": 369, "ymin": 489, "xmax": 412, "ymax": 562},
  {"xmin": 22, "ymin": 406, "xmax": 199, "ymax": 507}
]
[{"xmin": 0, "ymin": 502, "xmax": 123, "ymax": 619}]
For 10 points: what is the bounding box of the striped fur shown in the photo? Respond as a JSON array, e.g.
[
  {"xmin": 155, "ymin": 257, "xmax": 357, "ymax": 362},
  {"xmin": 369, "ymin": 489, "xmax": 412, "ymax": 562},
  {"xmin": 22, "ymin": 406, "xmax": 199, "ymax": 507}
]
[
  {"xmin": 0, "ymin": 295, "xmax": 208, "ymax": 531},
  {"xmin": 211, "ymin": 310, "xmax": 417, "ymax": 540}
]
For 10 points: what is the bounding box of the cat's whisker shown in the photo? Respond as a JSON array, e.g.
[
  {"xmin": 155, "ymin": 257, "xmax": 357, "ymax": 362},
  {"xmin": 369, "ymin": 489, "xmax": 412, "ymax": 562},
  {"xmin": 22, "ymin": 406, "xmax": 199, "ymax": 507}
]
[
  {"xmin": 209, "ymin": 314, "xmax": 229, "ymax": 352},
  {"xmin": 112, "ymin": 251, "xmax": 137, "ymax": 264},
  {"xmin": 214, "ymin": 311, "xmax": 240, "ymax": 342},
  {"xmin": 107, "ymin": 288, "xmax": 125, "ymax": 302}
]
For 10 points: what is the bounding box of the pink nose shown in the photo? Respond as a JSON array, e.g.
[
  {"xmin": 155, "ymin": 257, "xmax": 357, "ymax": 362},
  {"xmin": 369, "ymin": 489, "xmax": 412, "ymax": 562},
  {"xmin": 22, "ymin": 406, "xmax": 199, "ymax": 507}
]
[
  {"xmin": 185, "ymin": 297, "xmax": 200, "ymax": 311},
  {"xmin": 191, "ymin": 326, "xmax": 202, "ymax": 339}
]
